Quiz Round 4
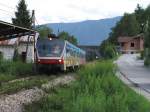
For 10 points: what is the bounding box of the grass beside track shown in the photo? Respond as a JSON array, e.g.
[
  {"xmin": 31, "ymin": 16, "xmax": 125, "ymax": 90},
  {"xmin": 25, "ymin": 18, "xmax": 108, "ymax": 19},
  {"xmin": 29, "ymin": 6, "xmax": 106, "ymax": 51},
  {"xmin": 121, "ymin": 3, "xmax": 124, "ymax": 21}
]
[
  {"xmin": 0, "ymin": 75, "xmax": 56, "ymax": 95},
  {"xmin": 24, "ymin": 60, "xmax": 150, "ymax": 112}
]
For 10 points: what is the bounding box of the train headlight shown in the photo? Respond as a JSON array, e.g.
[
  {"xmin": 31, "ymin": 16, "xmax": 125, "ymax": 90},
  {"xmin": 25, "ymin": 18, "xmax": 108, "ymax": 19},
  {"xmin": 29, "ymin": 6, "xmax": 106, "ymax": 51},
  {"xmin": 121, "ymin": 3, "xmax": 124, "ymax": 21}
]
[
  {"xmin": 58, "ymin": 59, "xmax": 62, "ymax": 62},
  {"xmin": 38, "ymin": 59, "xmax": 40, "ymax": 62}
]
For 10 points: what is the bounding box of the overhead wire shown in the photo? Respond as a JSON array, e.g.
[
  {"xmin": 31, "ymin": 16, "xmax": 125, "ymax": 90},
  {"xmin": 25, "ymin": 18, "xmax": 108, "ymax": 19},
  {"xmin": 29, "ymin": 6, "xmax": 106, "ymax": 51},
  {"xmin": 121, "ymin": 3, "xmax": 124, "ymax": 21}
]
[
  {"xmin": 0, "ymin": 2, "xmax": 15, "ymax": 22},
  {"xmin": 0, "ymin": 2, "xmax": 16, "ymax": 10},
  {"xmin": 0, "ymin": 3, "xmax": 41, "ymax": 26},
  {"xmin": 0, "ymin": 8, "xmax": 14, "ymax": 17},
  {"xmin": 35, "ymin": 17, "xmax": 40, "ymax": 26}
]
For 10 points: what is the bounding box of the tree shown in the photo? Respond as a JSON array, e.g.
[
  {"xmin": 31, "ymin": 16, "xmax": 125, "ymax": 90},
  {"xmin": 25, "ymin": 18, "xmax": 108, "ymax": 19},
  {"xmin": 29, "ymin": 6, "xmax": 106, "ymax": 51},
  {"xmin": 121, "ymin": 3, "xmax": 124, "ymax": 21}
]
[
  {"xmin": 144, "ymin": 19, "xmax": 150, "ymax": 48},
  {"xmin": 108, "ymin": 13, "xmax": 140, "ymax": 44},
  {"xmin": 12, "ymin": 0, "xmax": 32, "ymax": 62},
  {"xmin": 99, "ymin": 40, "xmax": 117, "ymax": 59},
  {"xmin": 134, "ymin": 4, "xmax": 146, "ymax": 33},
  {"xmin": 144, "ymin": 16, "xmax": 150, "ymax": 66},
  {"xmin": 58, "ymin": 31, "xmax": 78, "ymax": 45},
  {"xmin": 12, "ymin": 0, "xmax": 32, "ymax": 28},
  {"xmin": 145, "ymin": 5, "xmax": 150, "ymax": 21},
  {"xmin": 36, "ymin": 25, "xmax": 53, "ymax": 38}
]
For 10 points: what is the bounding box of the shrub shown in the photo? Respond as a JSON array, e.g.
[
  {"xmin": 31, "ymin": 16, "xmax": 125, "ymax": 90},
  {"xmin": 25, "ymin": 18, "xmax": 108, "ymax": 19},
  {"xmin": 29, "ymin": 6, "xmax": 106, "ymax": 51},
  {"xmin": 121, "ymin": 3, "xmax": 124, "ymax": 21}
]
[
  {"xmin": 144, "ymin": 48, "xmax": 150, "ymax": 66},
  {"xmin": 0, "ymin": 74, "xmax": 16, "ymax": 82},
  {"xmin": 140, "ymin": 50, "xmax": 144, "ymax": 59},
  {"xmin": 0, "ymin": 60, "xmax": 34, "ymax": 76},
  {"xmin": 144, "ymin": 58, "xmax": 150, "ymax": 66},
  {"xmin": 99, "ymin": 41, "xmax": 117, "ymax": 59}
]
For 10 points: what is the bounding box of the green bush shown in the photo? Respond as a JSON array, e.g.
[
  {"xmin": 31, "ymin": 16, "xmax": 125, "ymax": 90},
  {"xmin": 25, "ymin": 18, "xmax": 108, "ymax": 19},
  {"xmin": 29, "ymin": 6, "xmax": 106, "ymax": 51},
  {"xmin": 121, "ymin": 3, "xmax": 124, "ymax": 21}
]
[
  {"xmin": 0, "ymin": 74, "xmax": 16, "ymax": 82},
  {"xmin": 99, "ymin": 41, "xmax": 117, "ymax": 59},
  {"xmin": 144, "ymin": 58, "xmax": 150, "ymax": 66},
  {"xmin": 140, "ymin": 50, "xmax": 144, "ymax": 59},
  {"xmin": 0, "ymin": 60, "xmax": 34, "ymax": 76},
  {"xmin": 144, "ymin": 48, "xmax": 150, "ymax": 66}
]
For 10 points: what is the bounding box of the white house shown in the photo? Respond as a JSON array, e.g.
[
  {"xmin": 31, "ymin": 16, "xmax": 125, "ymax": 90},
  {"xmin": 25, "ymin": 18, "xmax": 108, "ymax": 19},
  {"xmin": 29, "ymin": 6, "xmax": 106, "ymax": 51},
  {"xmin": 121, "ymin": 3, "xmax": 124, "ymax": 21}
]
[{"xmin": 0, "ymin": 33, "xmax": 39, "ymax": 62}]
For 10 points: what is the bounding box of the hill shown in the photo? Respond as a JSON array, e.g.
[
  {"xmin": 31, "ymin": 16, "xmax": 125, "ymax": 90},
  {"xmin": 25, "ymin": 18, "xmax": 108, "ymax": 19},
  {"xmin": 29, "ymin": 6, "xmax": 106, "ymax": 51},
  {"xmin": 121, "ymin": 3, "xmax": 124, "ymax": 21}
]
[{"xmin": 45, "ymin": 16, "xmax": 121, "ymax": 45}]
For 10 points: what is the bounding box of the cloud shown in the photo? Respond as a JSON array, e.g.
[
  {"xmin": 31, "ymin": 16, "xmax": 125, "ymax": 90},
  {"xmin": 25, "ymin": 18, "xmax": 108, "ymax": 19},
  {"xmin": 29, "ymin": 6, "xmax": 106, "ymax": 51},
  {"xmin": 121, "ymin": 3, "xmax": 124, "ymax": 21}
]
[{"xmin": 0, "ymin": 0, "xmax": 149, "ymax": 24}]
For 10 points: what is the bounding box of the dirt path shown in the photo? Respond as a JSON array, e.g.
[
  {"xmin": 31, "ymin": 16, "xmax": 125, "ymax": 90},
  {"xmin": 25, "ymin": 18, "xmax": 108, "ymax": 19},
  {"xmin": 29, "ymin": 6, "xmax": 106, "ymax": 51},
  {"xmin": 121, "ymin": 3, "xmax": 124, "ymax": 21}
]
[{"xmin": 0, "ymin": 75, "xmax": 75, "ymax": 112}]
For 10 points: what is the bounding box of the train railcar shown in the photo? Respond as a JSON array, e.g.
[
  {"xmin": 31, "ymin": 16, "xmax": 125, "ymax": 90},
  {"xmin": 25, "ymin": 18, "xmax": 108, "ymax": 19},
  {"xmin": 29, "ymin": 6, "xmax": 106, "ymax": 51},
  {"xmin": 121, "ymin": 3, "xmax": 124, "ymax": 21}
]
[{"xmin": 36, "ymin": 37, "xmax": 86, "ymax": 71}]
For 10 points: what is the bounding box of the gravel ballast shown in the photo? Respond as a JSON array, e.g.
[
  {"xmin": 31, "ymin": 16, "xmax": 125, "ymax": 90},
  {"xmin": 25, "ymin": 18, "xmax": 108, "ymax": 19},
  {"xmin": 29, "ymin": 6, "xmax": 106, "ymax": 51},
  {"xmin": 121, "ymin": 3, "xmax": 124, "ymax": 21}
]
[{"xmin": 0, "ymin": 75, "xmax": 75, "ymax": 112}]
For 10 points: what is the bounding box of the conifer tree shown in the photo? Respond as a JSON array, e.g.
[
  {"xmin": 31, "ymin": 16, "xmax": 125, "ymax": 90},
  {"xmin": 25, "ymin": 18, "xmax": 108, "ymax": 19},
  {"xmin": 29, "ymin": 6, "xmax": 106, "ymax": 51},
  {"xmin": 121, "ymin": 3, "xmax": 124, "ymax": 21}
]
[{"xmin": 12, "ymin": 0, "xmax": 32, "ymax": 28}]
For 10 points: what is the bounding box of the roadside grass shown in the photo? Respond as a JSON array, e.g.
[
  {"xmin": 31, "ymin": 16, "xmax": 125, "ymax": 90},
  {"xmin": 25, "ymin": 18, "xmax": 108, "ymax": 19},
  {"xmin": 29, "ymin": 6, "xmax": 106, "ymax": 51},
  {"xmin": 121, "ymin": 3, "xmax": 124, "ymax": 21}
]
[
  {"xmin": 0, "ymin": 59, "xmax": 36, "ymax": 85},
  {"xmin": 24, "ymin": 61, "xmax": 150, "ymax": 112},
  {"xmin": 0, "ymin": 60, "xmax": 34, "ymax": 76},
  {"xmin": 0, "ymin": 74, "xmax": 17, "ymax": 82},
  {"xmin": 0, "ymin": 75, "xmax": 56, "ymax": 95}
]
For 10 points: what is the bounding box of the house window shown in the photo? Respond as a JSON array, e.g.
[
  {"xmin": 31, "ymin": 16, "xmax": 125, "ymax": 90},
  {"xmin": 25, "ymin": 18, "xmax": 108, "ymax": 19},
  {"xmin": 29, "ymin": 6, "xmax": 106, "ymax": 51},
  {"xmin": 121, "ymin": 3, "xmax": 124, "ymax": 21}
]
[
  {"xmin": 131, "ymin": 43, "xmax": 134, "ymax": 47},
  {"xmin": 121, "ymin": 43, "xmax": 124, "ymax": 47}
]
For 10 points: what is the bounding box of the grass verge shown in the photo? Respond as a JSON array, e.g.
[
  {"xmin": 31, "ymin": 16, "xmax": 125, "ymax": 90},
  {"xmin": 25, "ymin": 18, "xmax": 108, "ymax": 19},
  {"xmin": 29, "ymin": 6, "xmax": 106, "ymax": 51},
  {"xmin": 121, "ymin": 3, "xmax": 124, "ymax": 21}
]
[
  {"xmin": 24, "ymin": 60, "xmax": 150, "ymax": 112},
  {"xmin": 0, "ymin": 75, "xmax": 56, "ymax": 95}
]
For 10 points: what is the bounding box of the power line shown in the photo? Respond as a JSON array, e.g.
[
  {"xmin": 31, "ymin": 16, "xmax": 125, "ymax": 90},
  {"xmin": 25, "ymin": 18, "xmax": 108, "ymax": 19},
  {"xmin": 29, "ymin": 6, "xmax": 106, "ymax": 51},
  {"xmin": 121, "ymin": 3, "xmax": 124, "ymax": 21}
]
[
  {"xmin": 35, "ymin": 17, "xmax": 40, "ymax": 26},
  {"xmin": 0, "ymin": 8, "xmax": 14, "ymax": 14},
  {"xmin": 0, "ymin": 2, "xmax": 15, "ymax": 10},
  {"xmin": 0, "ymin": 8, "xmax": 14, "ymax": 17}
]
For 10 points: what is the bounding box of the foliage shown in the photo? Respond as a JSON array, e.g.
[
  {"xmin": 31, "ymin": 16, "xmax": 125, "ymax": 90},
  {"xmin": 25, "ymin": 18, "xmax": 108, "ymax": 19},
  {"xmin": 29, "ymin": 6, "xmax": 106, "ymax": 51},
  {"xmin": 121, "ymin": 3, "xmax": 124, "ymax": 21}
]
[
  {"xmin": 144, "ymin": 11, "xmax": 150, "ymax": 66},
  {"xmin": 108, "ymin": 13, "xmax": 140, "ymax": 44},
  {"xmin": 58, "ymin": 31, "xmax": 78, "ymax": 45},
  {"xmin": 140, "ymin": 50, "xmax": 144, "ymax": 60},
  {"xmin": 0, "ymin": 77, "xmax": 48, "ymax": 94},
  {"xmin": 101, "ymin": 4, "xmax": 150, "ymax": 66},
  {"xmin": 36, "ymin": 25, "xmax": 53, "ymax": 38},
  {"xmin": 12, "ymin": 0, "xmax": 32, "ymax": 28},
  {"xmin": 0, "ymin": 60, "xmax": 34, "ymax": 76},
  {"xmin": 0, "ymin": 74, "xmax": 17, "ymax": 83},
  {"xmin": 134, "ymin": 4, "xmax": 146, "ymax": 33},
  {"xmin": 24, "ymin": 61, "xmax": 150, "ymax": 112},
  {"xmin": 144, "ymin": 18, "xmax": 150, "ymax": 48},
  {"xmin": 99, "ymin": 40, "xmax": 117, "ymax": 59},
  {"xmin": 144, "ymin": 48, "xmax": 150, "ymax": 66}
]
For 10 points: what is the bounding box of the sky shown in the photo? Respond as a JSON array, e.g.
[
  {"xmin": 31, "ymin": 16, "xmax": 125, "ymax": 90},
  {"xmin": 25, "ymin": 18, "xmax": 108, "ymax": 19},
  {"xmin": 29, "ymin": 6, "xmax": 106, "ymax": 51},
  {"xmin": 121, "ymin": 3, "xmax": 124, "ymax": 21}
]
[{"xmin": 0, "ymin": 0, "xmax": 150, "ymax": 24}]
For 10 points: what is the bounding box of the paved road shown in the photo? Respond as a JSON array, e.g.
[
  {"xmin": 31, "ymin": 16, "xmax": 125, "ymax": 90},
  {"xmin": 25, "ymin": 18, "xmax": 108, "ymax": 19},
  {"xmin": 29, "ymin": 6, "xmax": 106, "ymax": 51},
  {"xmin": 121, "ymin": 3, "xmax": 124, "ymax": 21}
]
[{"xmin": 117, "ymin": 54, "xmax": 150, "ymax": 93}]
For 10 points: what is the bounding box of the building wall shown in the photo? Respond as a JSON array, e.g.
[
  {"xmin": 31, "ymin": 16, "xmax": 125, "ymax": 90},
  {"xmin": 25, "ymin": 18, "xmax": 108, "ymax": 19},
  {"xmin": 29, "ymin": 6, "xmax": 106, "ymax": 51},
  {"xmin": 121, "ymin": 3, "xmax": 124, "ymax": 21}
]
[
  {"xmin": 0, "ymin": 46, "xmax": 14, "ymax": 60},
  {"xmin": 18, "ymin": 43, "xmax": 34, "ymax": 62},
  {"xmin": 120, "ymin": 38, "xmax": 144, "ymax": 54},
  {"xmin": 0, "ymin": 43, "xmax": 34, "ymax": 62}
]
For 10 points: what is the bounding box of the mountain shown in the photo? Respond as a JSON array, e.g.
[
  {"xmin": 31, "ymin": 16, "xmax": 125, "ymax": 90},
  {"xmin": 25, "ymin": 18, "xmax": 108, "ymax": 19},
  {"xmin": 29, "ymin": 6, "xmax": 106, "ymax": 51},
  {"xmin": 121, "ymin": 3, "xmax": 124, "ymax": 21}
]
[{"xmin": 45, "ymin": 16, "xmax": 121, "ymax": 45}]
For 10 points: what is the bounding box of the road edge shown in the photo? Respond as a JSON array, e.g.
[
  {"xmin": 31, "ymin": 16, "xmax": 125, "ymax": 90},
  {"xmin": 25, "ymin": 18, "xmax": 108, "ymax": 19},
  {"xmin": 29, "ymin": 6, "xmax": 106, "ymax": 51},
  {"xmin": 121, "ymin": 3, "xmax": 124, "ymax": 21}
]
[{"xmin": 116, "ymin": 70, "xmax": 150, "ymax": 101}]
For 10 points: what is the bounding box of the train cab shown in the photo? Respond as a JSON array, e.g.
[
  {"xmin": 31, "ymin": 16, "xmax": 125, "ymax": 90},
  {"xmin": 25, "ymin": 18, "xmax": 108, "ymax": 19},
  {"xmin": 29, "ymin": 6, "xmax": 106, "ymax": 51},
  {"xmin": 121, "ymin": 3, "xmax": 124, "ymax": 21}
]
[{"xmin": 36, "ymin": 37, "xmax": 86, "ymax": 71}]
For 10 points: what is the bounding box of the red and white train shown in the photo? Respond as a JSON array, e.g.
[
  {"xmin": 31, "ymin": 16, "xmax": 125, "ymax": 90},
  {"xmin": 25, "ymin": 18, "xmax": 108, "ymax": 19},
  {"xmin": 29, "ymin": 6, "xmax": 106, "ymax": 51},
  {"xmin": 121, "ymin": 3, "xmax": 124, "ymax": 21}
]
[{"xmin": 36, "ymin": 37, "xmax": 86, "ymax": 71}]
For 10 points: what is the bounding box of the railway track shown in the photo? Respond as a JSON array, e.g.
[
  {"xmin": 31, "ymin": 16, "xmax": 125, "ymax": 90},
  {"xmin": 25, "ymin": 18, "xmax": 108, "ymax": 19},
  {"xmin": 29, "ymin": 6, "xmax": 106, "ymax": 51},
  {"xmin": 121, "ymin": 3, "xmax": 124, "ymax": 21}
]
[{"xmin": 0, "ymin": 73, "xmax": 75, "ymax": 112}]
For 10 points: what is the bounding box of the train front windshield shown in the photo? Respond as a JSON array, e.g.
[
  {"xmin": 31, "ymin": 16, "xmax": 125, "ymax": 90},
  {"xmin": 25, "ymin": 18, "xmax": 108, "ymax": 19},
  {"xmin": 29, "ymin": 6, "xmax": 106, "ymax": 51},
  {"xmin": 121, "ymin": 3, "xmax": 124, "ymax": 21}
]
[{"xmin": 37, "ymin": 39, "xmax": 65, "ymax": 57}]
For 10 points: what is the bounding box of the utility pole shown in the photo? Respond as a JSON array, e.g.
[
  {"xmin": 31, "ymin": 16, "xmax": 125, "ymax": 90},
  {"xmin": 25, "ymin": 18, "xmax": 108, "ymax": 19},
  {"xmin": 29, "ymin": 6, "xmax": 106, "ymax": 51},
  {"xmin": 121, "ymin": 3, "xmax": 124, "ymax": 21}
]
[
  {"xmin": 31, "ymin": 10, "xmax": 37, "ymax": 72},
  {"xmin": 25, "ymin": 10, "xmax": 35, "ymax": 62}
]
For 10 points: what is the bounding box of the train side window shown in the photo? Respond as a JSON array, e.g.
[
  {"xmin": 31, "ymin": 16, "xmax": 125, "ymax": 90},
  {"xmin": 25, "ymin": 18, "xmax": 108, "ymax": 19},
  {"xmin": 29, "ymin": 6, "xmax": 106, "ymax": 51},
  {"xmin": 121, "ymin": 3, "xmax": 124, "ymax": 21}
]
[{"xmin": 66, "ymin": 48, "xmax": 70, "ymax": 57}]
